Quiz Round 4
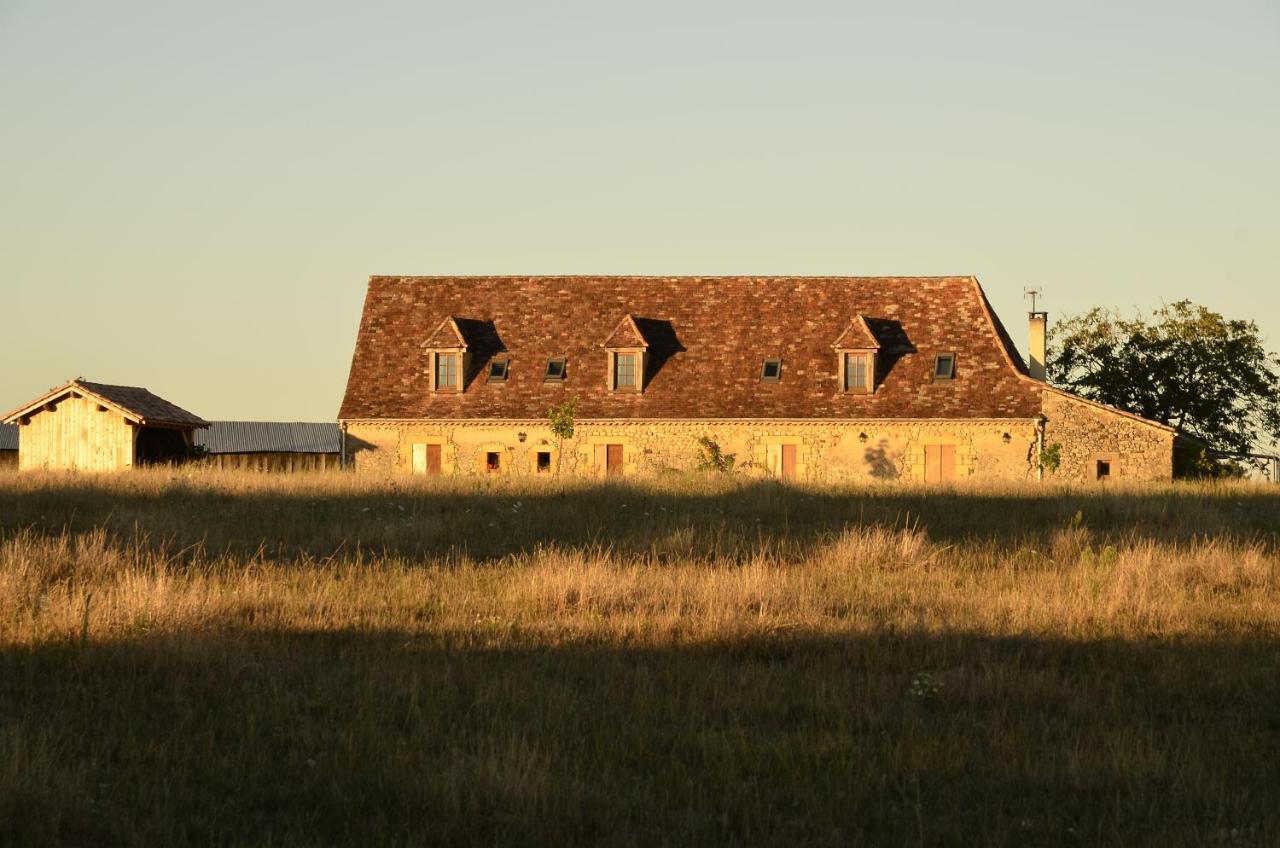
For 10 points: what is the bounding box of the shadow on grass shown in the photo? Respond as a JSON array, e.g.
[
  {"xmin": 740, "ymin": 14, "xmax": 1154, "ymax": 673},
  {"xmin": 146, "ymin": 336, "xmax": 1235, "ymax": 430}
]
[
  {"xmin": 2, "ymin": 477, "xmax": 1278, "ymax": 562},
  {"xmin": 2, "ymin": 628, "xmax": 1277, "ymax": 846}
]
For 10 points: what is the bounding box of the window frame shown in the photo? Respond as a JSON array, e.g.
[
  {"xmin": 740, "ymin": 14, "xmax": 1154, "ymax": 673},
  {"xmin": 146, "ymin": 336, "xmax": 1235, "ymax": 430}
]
[
  {"xmin": 761, "ymin": 358, "xmax": 783, "ymax": 382},
  {"xmin": 933, "ymin": 352, "xmax": 957, "ymax": 381},
  {"xmin": 486, "ymin": 358, "xmax": 509, "ymax": 383},
  {"xmin": 613, "ymin": 351, "xmax": 638, "ymax": 390},
  {"xmin": 842, "ymin": 351, "xmax": 873, "ymax": 394},
  {"xmin": 544, "ymin": 357, "xmax": 568, "ymax": 382},
  {"xmin": 485, "ymin": 451, "xmax": 501, "ymax": 473},
  {"xmin": 433, "ymin": 351, "xmax": 460, "ymax": 392}
]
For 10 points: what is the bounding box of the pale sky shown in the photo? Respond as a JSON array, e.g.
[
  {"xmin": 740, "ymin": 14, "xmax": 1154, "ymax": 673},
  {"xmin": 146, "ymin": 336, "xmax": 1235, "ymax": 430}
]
[{"xmin": 2, "ymin": 1, "xmax": 1277, "ymax": 421}]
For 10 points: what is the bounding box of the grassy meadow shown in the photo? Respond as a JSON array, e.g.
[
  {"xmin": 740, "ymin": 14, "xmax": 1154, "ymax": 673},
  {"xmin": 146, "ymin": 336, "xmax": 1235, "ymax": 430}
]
[{"xmin": 1, "ymin": 469, "xmax": 1279, "ymax": 846}]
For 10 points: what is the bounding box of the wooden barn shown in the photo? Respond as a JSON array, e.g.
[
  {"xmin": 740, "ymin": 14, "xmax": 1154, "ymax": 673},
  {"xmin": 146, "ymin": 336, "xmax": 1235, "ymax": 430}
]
[
  {"xmin": 195, "ymin": 422, "xmax": 342, "ymax": 471},
  {"xmin": 1, "ymin": 379, "xmax": 208, "ymax": 471},
  {"xmin": 0, "ymin": 423, "xmax": 16, "ymax": 469}
]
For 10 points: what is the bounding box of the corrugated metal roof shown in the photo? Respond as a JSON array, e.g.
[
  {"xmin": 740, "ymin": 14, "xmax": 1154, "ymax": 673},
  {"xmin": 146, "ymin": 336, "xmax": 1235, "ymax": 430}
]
[
  {"xmin": 0, "ymin": 423, "xmax": 16, "ymax": 451},
  {"xmin": 195, "ymin": 422, "xmax": 340, "ymax": 455}
]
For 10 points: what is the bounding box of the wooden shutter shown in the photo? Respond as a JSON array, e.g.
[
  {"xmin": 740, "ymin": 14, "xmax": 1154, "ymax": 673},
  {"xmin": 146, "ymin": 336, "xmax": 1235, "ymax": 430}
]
[
  {"xmin": 781, "ymin": 444, "xmax": 797, "ymax": 480},
  {"xmin": 925, "ymin": 445, "xmax": 955, "ymax": 483},
  {"xmin": 940, "ymin": 444, "xmax": 955, "ymax": 482},
  {"xmin": 606, "ymin": 444, "xmax": 624, "ymax": 475},
  {"xmin": 924, "ymin": 445, "xmax": 940, "ymax": 483},
  {"xmin": 426, "ymin": 444, "xmax": 441, "ymax": 475},
  {"xmin": 411, "ymin": 443, "xmax": 427, "ymax": 474}
]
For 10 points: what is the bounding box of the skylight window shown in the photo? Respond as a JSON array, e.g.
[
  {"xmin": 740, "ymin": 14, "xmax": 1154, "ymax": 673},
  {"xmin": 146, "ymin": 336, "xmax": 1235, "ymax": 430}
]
[
  {"xmin": 933, "ymin": 353, "xmax": 956, "ymax": 381},
  {"xmin": 761, "ymin": 358, "xmax": 782, "ymax": 382},
  {"xmin": 544, "ymin": 358, "xmax": 567, "ymax": 382},
  {"xmin": 487, "ymin": 359, "xmax": 509, "ymax": 382}
]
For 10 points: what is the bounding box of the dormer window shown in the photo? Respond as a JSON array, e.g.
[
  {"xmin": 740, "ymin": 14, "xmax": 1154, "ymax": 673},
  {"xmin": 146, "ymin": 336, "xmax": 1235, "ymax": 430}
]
[
  {"xmin": 843, "ymin": 352, "xmax": 871, "ymax": 392},
  {"xmin": 833, "ymin": 316, "xmax": 880, "ymax": 394},
  {"xmin": 434, "ymin": 353, "xmax": 459, "ymax": 390},
  {"xmin": 603, "ymin": 314, "xmax": 652, "ymax": 393},
  {"xmin": 933, "ymin": 353, "xmax": 956, "ymax": 381},
  {"xmin": 424, "ymin": 317, "xmax": 473, "ymax": 394},
  {"xmin": 614, "ymin": 352, "xmax": 637, "ymax": 389},
  {"xmin": 487, "ymin": 359, "xmax": 509, "ymax": 382},
  {"xmin": 761, "ymin": 358, "xmax": 782, "ymax": 382},
  {"xmin": 544, "ymin": 358, "xmax": 567, "ymax": 382}
]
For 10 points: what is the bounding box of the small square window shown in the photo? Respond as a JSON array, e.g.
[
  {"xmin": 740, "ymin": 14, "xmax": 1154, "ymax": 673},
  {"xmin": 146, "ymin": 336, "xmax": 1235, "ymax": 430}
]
[
  {"xmin": 486, "ymin": 451, "xmax": 501, "ymax": 472},
  {"xmin": 1096, "ymin": 460, "xmax": 1111, "ymax": 480},
  {"xmin": 933, "ymin": 353, "xmax": 956, "ymax": 381},
  {"xmin": 536, "ymin": 451, "xmax": 551, "ymax": 472},
  {"xmin": 761, "ymin": 358, "xmax": 782, "ymax": 382},
  {"xmin": 544, "ymin": 358, "xmax": 567, "ymax": 381},
  {"xmin": 487, "ymin": 359, "xmax": 509, "ymax": 382}
]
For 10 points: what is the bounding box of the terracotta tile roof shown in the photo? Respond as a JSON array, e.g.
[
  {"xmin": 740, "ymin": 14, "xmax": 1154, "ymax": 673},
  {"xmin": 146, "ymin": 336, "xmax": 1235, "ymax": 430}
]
[
  {"xmin": 832, "ymin": 315, "xmax": 881, "ymax": 350},
  {"xmin": 338, "ymin": 276, "xmax": 1043, "ymax": 421},
  {"xmin": 3, "ymin": 379, "xmax": 208, "ymax": 428}
]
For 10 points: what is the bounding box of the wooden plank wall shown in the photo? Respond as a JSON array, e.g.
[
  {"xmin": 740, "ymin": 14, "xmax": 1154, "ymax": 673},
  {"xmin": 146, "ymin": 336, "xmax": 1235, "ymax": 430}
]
[
  {"xmin": 203, "ymin": 453, "xmax": 341, "ymax": 472},
  {"xmin": 18, "ymin": 395, "xmax": 134, "ymax": 471}
]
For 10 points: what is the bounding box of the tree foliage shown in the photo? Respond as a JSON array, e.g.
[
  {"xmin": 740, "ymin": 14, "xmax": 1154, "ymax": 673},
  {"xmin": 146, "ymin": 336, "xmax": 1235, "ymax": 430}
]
[
  {"xmin": 1047, "ymin": 300, "xmax": 1280, "ymax": 455},
  {"xmin": 546, "ymin": 396, "xmax": 577, "ymax": 474}
]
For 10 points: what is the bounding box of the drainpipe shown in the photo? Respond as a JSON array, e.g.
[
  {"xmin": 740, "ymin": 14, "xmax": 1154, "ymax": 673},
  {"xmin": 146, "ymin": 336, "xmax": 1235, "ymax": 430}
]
[
  {"xmin": 1035, "ymin": 416, "xmax": 1047, "ymax": 482},
  {"xmin": 340, "ymin": 422, "xmax": 348, "ymax": 470}
]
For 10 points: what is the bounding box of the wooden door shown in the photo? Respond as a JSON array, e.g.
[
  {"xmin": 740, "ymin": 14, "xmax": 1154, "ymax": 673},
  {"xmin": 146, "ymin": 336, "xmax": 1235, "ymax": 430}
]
[
  {"xmin": 924, "ymin": 445, "xmax": 955, "ymax": 483},
  {"xmin": 780, "ymin": 444, "xmax": 797, "ymax": 481},
  {"xmin": 606, "ymin": 444, "xmax": 624, "ymax": 476},
  {"xmin": 412, "ymin": 443, "xmax": 442, "ymax": 475}
]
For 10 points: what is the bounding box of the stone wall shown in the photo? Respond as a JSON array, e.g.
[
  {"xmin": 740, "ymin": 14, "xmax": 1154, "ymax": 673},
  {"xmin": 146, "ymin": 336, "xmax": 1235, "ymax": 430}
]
[
  {"xmin": 1041, "ymin": 390, "xmax": 1173, "ymax": 483},
  {"xmin": 343, "ymin": 419, "xmax": 1040, "ymax": 483}
]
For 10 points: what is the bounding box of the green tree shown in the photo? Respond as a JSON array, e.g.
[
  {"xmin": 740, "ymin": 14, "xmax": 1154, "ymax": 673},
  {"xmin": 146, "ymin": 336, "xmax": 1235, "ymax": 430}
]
[
  {"xmin": 546, "ymin": 396, "xmax": 577, "ymax": 474},
  {"xmin": 1048, "ymin": 300, "xmax": 1280, "ymax": 457}
]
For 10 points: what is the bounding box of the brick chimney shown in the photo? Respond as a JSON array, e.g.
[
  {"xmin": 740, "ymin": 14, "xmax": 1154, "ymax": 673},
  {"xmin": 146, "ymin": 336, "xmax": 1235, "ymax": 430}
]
[{"xmin": 1028, "ymin": 311, "xmax": 1048, "ymax": 381}]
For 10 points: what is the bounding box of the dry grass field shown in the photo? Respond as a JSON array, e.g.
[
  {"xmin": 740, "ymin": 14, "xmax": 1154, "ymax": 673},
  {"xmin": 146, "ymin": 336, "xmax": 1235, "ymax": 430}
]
[{"xmin": 1, "ymin": 469, "xmax": 1278, "ymax": 846}]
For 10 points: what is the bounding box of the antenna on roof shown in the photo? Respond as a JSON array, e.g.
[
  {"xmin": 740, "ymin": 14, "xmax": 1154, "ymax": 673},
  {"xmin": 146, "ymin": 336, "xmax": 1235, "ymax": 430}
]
[{"xmin": 1023, "ymin": 287, "xmax": 1044, "ymax": 314}]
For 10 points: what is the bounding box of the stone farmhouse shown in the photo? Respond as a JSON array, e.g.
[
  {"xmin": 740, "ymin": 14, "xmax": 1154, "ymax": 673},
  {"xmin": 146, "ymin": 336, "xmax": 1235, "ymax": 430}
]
[{"xmin": 338, "ymin": 275, "xmax": 1175, "ymax": 483}]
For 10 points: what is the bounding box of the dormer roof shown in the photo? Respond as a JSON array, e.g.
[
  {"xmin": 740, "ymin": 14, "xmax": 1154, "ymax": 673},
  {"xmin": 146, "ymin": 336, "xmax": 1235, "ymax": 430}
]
[
  {"xmin": 422, "ymin": 317, "xmax": 469, "ymax": 350},
  {"xmin": 602, "ymin": 314, "xmax": 650, "ymax": 349},
  {"xmin": 832, "ymin": 315, "xmax": 881, "ymax": 350}
]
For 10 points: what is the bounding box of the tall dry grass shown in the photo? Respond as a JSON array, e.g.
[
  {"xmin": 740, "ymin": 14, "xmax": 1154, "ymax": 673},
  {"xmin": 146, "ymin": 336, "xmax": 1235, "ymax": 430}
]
[{"xmin": 1, "ymin": 469, "xmax": 1278, "ymax": 845}]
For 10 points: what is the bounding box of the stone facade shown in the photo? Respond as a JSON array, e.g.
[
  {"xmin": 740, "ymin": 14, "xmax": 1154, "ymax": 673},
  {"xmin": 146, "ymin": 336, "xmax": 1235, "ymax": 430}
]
[
  {"xmin": 1041, "ymin": 390, "xmax": 1174, "ymax": 483},
  {"xmin": 344, "ymin": 418, "xmax": 1040, "ymax": 483}
]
